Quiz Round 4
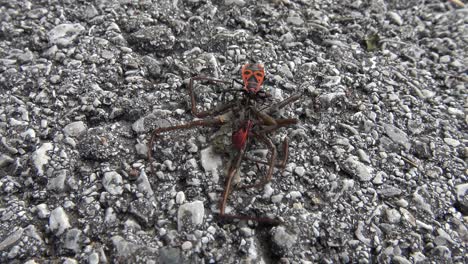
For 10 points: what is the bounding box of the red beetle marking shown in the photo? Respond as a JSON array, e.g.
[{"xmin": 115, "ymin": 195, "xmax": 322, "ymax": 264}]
[{"xmin": 241, "ymin": 64, "xmax": 265, "ymax": 94}]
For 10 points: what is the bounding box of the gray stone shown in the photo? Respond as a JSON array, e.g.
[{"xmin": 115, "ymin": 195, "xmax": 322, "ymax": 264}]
[
  {"xmin": 271, "ymin": 193, "xmax": 284, "ymax": 204},
  {"xmin": 294, "ymin": 166, "xmax": 305, "ymax": 177},
  {"xmin": 373, "ymin": 171, "xmax": 386, "ymax": 185},
  {"xmin": 287, "ymin": 13, "xmax": 304, "ymax": 26},
  {"xmin": 47, "ymin": 169, "xmax": 68, "ymax": 192},
  {"xmin": 31, "ymin": 142, "xmax": 53, "ymax": 176},
  {"xmin": 111, "ymin": 236, "xmax": 141, "ymax": 258},
  {"xmin": 388, "ymin": 12, "xmax": 403, "ymax": 26},
  {"xmin": 159, "ymin": 247, "xmax": 183, "ymax": 264},
  {"xmin": 383, "ymin": 124, "xmax": 411, "ymax": 150},
  {"xmin": 132, "ymin": 117, "xmax": 146, "ymax": 133},
  {"xmin": 136, "ymin": 170, "xmax": 156, "ymax": 203},
  {"xmin": 355, "ymin": 221, "xmax": 371, "ymax": 246},
  {"xmin": 63, "ymin": 258, "xmax": 78, "ymax": 264},
  {"xmin": 64, "ymin": 228, "xmax": 82, "ymax": 253},
  {"xmin": 129, "ymin": 198, "xmax": 156, "ymax": 226},
  {"xmin": 410, "ymin": 252, "xmax": 426, "ymax": 263},
  {"xmin": 392, "ymin": 256, "xmax": 411, "ymax": 264},
  {"xmin": 27, "ymin": 8, "xmax": 48, "ymax": 19},
  {"xmin": 181, "ymin": 241, "xmax": 192, "ymax": 250},
  {"xmin": 0, "ymin": 227, "xmax": 23, "ymax": 251},
  {"xmin": 224, "ymin": 0, "xmax": 246, "ymax": 6},
  {"xmin": 318, "ymin": 92, "xmax": 346, "ymax": 108},
  {"xmin": 129, "ymin": 26, "xmax": 175, "ymax": 52},
  {"xmin": 289, "ymin": 191, "xmax": 302, "ymax": 200},
  {"xmin": 412, "ymin": 192, "xmax": 433, "ymax": 214},
  {"xmin": 16, "ymin": 49, "xmax": 34, "ymax": 64},
  {"xmin": 342, "ymin": 156, "xmax": 373, "ymax": 181},
  {"xmin": 447, "ymin": 107, "xmax": 464, "ymax": 116},
  {"xmin": 385, "ymin": 208, "xmax": 401, "ymax": 224},
  {"xmin": 63, "ymin": 121, "xmax": 87, "ymax": 137},
  {"xmin": 271, "ymin": 226, "xmax": 297, "ymax": 256},
  {"xmin": 443, "ymin": 138, "xmax": 460, "ymax": 147},
  {"xmin": 36, "ymin": 204, "xmax": 50, "ymax": 219},
  {"xmin": 455, "ymin": 183, "xmax": 468, "ymax": 215},
  {"xmin": 0, "ymin": 154, "xmax": 14, "ymax": 168},
  {"xmin": 135, "ymin": 143, "xmax": 148, "ymax": 158},
  {"xmin": 187, "ymin": 141, "xmax": 198, "ymax": 153},
  {"xmin": 102, "ymin": 171, "xmax": 124, "ymax": 195},
  {"xmin": 175, "ymin": 192, "xmax": 185, "ymax": 204},
  {"xmin": 84, "ymin": 5, "xmax": 99, "ymax": 19},
  {"xmin": 177, "ymin": 201, "xmax": 204, "ymax": 231},
  {"xmin": 49, "ymin": 207, "xmax": 71, "ymax": 236},
  {"xmin": 278, "ymin": 64, "xmax": 294, "ymax": 79},
  {"xmin": 200, "ymin": 146, "xmax": 223, "ymax": 173},
  {"xmin": 88, "ymin": 252, "xmax": 100, "ymax": 264},
  {"xmin": 436, "ymin": 228, "xmax": 456, "ymax": 245},
  {"xmin": 357, "ymin": 149, "xmax": 371, "ymax": 164},
  {"xmin": 439, "ymin": 55, "xmax": 451, "ymax": 64},
  {"xmin": 432, "ymin": 245, "xmax": 451, "ymax": 260},
  {"xmin": 48, "ymin": 24, "xmax": 85, "ymax": 47},
  {"xmin": 413, "ymin": 141, "xmax": 432, "ymax": 159},
  {"xmin": 377, "ymin": 186, "xmax": 402, "ymax": 198}
]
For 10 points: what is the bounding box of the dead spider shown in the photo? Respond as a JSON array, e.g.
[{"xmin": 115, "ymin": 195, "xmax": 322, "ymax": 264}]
[{"xmin": 148, "ymin": 63, "xmax": 300, "ymax": 225}]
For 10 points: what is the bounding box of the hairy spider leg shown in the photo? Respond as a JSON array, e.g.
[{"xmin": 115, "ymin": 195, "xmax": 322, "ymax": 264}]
[
  {"xmin": 148, "ymin": 118, "xmax": 225, "ymax": 175},
  {"xmin": 189, "ymin": 76, "xmax": 239, "ymax": 118}
]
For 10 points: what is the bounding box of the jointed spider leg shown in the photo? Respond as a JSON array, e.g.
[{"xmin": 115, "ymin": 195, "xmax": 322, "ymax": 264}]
[
  {"xmin": 265, "ymin": 93, "xmax": 301, "ymax": 115},
  {"xmin": 240, "ymin": 115, "xmax": 296, "ymax": 185},
  {"xmin": 237, "ymin": 132, "xmax": 277, "ymax": 190},
  {"xmin": 219, "ymin": 147, "xmax": 245, "ymax": 216},
  {"xmin": 244, "ymin": 137, "xmax": 289, "ymax": 170},
  {"xmin": 258, "ymin": 118, "xmax": 298, "ymax": 133},
  {"xmin": 189, "ymin": 76, "xmax": 236, "ymax": 118},
  {"xmin": 148, "ymin": 117, "xmax": 225, "ymax": 175},
  {"xmin": 218, "ymin": 136, "xmax": 282, "ymax": 225}
]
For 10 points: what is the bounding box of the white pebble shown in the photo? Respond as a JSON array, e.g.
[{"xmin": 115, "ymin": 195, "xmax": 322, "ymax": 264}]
[
  {"xmin": 181, "ymin": 241, "xmax": 192, "ymax": 250},
  {"xmin": 175, "ymin": 191, "xmax": 186, "ymax": 204},
  {"xmin": 49, "ymin": 207, "xmax": 71, "ymax": 236},
  {"xmin": 294, "ymin": 166, "xmax": 305, "ymax": 176}
]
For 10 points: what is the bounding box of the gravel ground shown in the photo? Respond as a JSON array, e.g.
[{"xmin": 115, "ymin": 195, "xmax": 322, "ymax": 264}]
[{"xmin": 0, "ymin": 0, "xmax": 466, "ymax": 263}]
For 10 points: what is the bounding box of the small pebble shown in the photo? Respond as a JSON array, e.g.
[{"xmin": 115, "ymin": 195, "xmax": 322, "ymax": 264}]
[{"xmin": 181, "ymin": 241, "xmax": 192, "ymax": 250}]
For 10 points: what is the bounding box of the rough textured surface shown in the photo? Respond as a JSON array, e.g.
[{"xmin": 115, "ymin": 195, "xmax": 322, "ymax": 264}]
[{"xmin": 0, "ymin": 0, "xmax": 466, "ymax": 263}]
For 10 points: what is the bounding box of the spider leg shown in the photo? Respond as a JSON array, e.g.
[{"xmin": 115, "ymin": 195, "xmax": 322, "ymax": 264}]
[
  {"xmin": 218, "ymin": 135, "xmax": 282, "ymax": 225},
  {"xmin": 219, "ymin": 147, "xmax": 245, "ymax": 216},
  {"xmin": 244, "ymin": 137, "xmax": 289, "ymax": 171},
  {"xmin": 147, "ymin": 117, "xmax": 225, "ymax": 175},
  {"xmin": 237, "ymin": 132, "xmax": 277, "ymax": 190},
  {"xmin": 239, "ymin": 116, "xmax": 296, "ymax": 188},
  {"xmin": 265, "ymin": 93, "xmax": 301, "ymax": 115},
  {"xmin": 189, "ymin": 76, "xmax": 237, "ymax": 118}
]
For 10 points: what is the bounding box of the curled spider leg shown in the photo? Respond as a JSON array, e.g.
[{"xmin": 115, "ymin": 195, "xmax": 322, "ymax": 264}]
[
  {"xmin": 237, "ymin": 132, "xmax": 277, "ymax": 190},
  {"xmin": 266, "ymin": 93, "xmax": 301, "ymax": 115},
  {"xmin": 189, "ymin": 76, "xmax": 237, "ymax": 118},
  {"xmin": 259, "ymin": 118, "xmax": 298, "ymax": 133},
  {"xmin": 218, "ymin": 137, "xmax": 282, "ymax": 225},
  {"xmin": 244, "ymin": 137, "xmax": 289, "ymax": 171},
  {"xmin": 251, "ymin": 103, "xmax": 299, "ymax": 132},
  {"xmin": 147, "ymin": 117, "xmax": 225, "ymax": 175},
  {"xmin": 246, "ymin": 114, "xmax": 296, "ymax": 172},
  {"xmin": 219, "ymin": 146, "xmax": 245, "ymax": 217},
  {"xmin": 237, "ymin": 115, "xmax": 295, "ymax": 191}
]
